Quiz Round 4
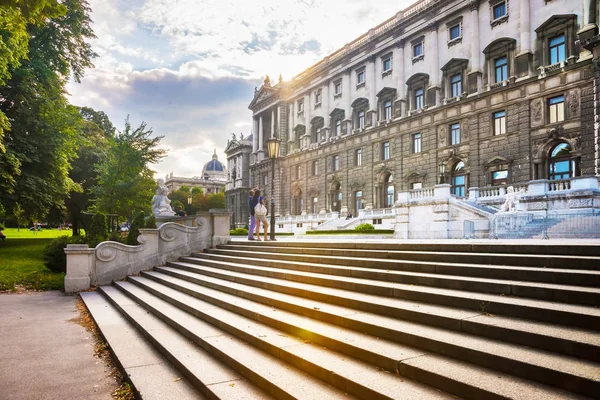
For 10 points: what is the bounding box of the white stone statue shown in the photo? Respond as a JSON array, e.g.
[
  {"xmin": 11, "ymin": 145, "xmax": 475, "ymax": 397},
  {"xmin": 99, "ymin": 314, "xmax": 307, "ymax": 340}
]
[
  {"xmin": 499, "ymin": 186, "xmax": 525, "ymax": 213},
  {"xmin": 151, "ymin": 179, "xmax": 176, "ymax": 217}
]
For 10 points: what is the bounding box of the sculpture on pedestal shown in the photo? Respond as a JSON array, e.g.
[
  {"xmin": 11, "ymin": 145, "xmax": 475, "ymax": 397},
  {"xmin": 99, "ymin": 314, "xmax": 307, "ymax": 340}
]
[
  {"xmin": 151, "ymin": 179, "xmax": 176, "ymax": 217},
  {"xmin": 499, "ymin": 186, "xmax": 525, "ymax": 213}
]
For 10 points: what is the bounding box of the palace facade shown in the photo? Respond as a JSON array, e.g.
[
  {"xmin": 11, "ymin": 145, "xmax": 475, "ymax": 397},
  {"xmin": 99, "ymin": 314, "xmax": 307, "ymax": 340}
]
[{"xmin": 228, "ymin": 0, "xmax": 600, "ymax": 232}]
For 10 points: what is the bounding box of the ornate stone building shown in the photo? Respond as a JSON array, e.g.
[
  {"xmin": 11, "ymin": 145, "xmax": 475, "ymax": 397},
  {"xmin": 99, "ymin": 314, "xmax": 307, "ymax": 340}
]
[
  {"xmin": 224, "ymin": 133, "xmax": 254, "ymax": 228},
  {"xmin": 245, "ymin": 0, "xmax": 599, "ymax": 222},
  {"xmin": 165, "ymin": 150, "xmax": 227, "ymax": 195}
]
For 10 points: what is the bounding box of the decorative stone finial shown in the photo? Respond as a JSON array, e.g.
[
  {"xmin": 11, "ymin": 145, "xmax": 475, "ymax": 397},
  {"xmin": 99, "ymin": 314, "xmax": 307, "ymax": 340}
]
[{"xmin": 264, "ymin": 75, "xmax": 271, "ymax": 86}]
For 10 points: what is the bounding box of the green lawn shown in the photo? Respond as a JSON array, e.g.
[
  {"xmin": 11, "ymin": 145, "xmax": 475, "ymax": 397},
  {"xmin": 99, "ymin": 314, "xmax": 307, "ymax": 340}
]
[{"xmin": 0, "ymin": 228, "xmax": 73, "ymax": 292}]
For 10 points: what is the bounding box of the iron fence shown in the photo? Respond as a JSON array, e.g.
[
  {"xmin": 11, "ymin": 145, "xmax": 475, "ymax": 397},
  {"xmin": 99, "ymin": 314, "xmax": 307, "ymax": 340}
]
[{"xmin": 492, "ymin": 211, "xmax": 600, "ymax": 239}]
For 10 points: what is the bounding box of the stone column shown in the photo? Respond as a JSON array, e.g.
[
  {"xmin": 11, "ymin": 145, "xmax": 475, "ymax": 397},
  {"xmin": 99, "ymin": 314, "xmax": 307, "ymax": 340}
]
[
  {"xmin": 344, "ymin": 71, "xmax": 352, "ymax": 134},
  {"xmin": 323, "ymin": 81, "xmax": 330, "ymax": 140},
  {"xmin": 396, "ymin": 40, "xmax": 406, "ymax": 118},
  {"xmin": 252, "ymin": 117, "xmax": 258, "ymax": 153},
  {"xmin": 288, "ymin": 103, "xmax": 295, "ymax": 149},
  {"xmin": 516, "ymin": 0, "xmax": 532, "ymax": 78},
  {"xmin": 428, "ymin": 23, "xmax": 440, "ymax": 107},
  {"xmin": 304, "ymin": 93, "xmax": 311, "ymax": 146},
  {"xmin": 258, "ymin": 115, "xmax": 264, "ymax": 159},
  {"xmin": 271, "ymin": 108, "xmax": 275, "ymax": 139},
  {"xmin": 467, "ymin": 0, "xmax": 482, "ymax": 94},
  {"xmin": 368, "ymin": 56, "xmax": 377, "ymax": 127}
]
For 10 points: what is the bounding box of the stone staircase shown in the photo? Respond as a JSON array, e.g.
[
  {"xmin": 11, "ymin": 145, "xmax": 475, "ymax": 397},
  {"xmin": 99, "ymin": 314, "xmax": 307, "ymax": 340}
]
[{"xmin": 81, "ymin": 241, "xmax": 600, "ymax": 400}]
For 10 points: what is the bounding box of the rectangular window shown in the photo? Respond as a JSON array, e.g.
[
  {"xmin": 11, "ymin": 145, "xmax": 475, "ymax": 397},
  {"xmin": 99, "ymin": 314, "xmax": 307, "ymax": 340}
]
[
  {"xmin": 358, "ymin": 110, "xmax": 365, "ymax": 129},
  {"xmin": 549, "ymin": 95, "xmax": 565, "ymax": 123},
  {"xmin": 332, "ymin": 155, "xmax": 339, "ymax": 171},
  {"xmin": 492, "ymin": 170, "xmax": 508, "ymax": 186},
  {"xmin": 450, "ymin": 123, "xmax": 461, "ymax": 145},
  {"xmin": 412, "ymin": 133, "xmax": 422, "ymax": 153},
  {"xmin": 335, "ymin": 119, "xmax": 342, "ymax": 136},
  {"xmin": 449, "ymin": 24, "xmax": 461, "ymax": 40},
  {"xmin": 297, "ymin": 100, "xmax": 304, "ymax": 113},
  {"xmin": 495, "ymin": 56, "xmax": 508, "ymax": 83},
  {"xmin": 413, "ymin": 42, "xmax": 423, "ymax": 58},
  {"xmin": 452, "ymin": 175, "xmax": 466, "ymax": 197},
  {"xmin": 312, "ymin": 197, "xmax": 318, "ymax": 214},
  {"xmin": 549, "ymin": 34, "xmax": 566, "ymax": 64},
  {"xmin": 357, "ymin": 70, "xmax": 365, "ymax": 85},
  {"xmin": 493, "ymin": 111, "xmax": 506, "ymax": 135},
  {"xmin": 414, "ymin": 88, "xmax": 424, "ymax": 109},
  {"xmin": 493, "ymin": 2, "xmax": 506, "ymax": 20},
  {"xmin": 293, "ymin": 165, "xmax": 300, "ymax": 180},
  {"xmin": 334, "ymin": 81, "xmax": 342, "ymax": 95},
  {"xmin": 450, "ymin": 74, "xmax": 462, "ymax": 97},
  {"xmin": 315, "ymin": 90, "xmax": 321, "ymax": 104},
  {"xmin": 312, "ymin": 160, "xmax": 318, "ymax": 176},
  {"xmin": 354, "ymin": 148, "xmax": 362, "ymax": 166},
  {"xmin": 384, "ymin": 100, "xmax": 392, "ymax": 120},
  {"xmin": 263, "ymin": 175, "xmax": 268, "ymax": 185},
  {"xmin": 382, "ymin": 57, "xmax": 392, "ymax": 72},
  {"xmin": 382, "ymin": 141, "xmax": 390, "ymax": 160},
  {"xmin": 412, "ymin": 182, "xmax": 422, "ymax": 190}
]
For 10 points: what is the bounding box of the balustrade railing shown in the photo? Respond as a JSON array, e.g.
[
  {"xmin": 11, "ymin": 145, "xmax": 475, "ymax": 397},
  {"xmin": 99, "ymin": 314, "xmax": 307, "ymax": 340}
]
[
  {"xmin": 548, "ymin": 179, "xmax": 571, "ymax": 192},
  {"xmin": 410, "ymin": 188, "xmax": 434, "ymax": 200}
]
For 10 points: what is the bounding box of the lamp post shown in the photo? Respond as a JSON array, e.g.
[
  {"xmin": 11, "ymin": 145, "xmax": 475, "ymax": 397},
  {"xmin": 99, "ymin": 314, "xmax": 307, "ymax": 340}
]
[
  {"xmin": 187, "ymin": 194, "xmax": 192, "ymax": 215},
  {"xmin": 266, "ymin": 136, "xmax": 281, "ymax": 241},
  {"xmin": 439, "ymin": 163, "xmax": 446, "ymax": 184}
]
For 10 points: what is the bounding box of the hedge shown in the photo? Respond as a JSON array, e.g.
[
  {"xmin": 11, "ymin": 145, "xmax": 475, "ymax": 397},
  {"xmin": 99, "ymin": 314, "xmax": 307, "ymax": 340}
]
[{"xmin": 305, "ymin": 229, "xmax": 394, "ymax": 235}]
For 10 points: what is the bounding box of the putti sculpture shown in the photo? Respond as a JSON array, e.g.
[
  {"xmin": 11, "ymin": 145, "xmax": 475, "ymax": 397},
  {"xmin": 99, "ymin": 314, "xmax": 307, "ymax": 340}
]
[{"xmin": 151, "ymin": 178, "xmax": 176, "ymax": 217}]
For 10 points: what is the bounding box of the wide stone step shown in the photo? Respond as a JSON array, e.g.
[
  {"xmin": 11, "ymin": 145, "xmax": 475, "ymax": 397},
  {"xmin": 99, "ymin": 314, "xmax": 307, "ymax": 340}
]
[
  {"xmin": 176, "ymin": 257, "xmax": 600, "ymax": 330},
  {"xmin": 233, "ymin": 240, "xmax": 600, "ymax": 257},
  {"xmin": 80, "ymin": 292, "xmax": 202, "ymax": 400},
  {"xmin": 103, "ymin": 283, "xmax": 355, "ymax": 400},
  {"xmin": 114, "ymin": 279, "xmax": 450, "ymax": 400},
  {"xmin": 206, "ymin": 248, "xmax": 600, "ymax": 288},
  {"xmin": 219, "ymin": 243, "xmax": 600, "ymax": 270},
  {"xmin": 138, "ymin": 269, "xmax": 599, "ymax": 399},
  {"xmin": 153, "ymin": 263, "xmax": 600, "ymax": 363},
  {"xmin": 190, "ymin": 252, "xmax": 600, "ymax": 306}
]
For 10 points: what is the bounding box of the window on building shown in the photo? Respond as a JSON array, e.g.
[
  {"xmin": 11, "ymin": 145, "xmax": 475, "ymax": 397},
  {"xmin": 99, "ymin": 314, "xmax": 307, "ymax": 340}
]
[
  {"xmin": 297, "ymin": 99, "xmax": 304, "ymax": 113},
  {"xmin": 412, "ymin": 182, "xmax": 422, "ymax": 190},
  {"xmin": 413, "ymin": 42, "xmax": 423, "ymax": 58},
  {"xmin": 548, "ymin": 142, "xmax": 577, "ymax": 180},
  {"xmin": 549, "ymin": 34, "xmax": 566, "ymax": 64},
  {"xmin": 293, "ymin": 165, "xmax": 300, "ymax": 180},
  {"xmin": 358, "ymin": 110, "xmax": 365, "ymax": 130},
  {"xmin": 493, "ymin": 111, "xmax": 506, "ymax": 135},
  {"xmin": 491, "ymin": 170, "xmax": 508, "ymax": 186},
  {"xmin": 414, "ymin": 88, "xmax": 424, "ymax": 110},
  {"xmin": 384, "ymin": 174, "xmax": 394, "ymax": 208},
  {"xmin": 451, "ymin": 161, "xmax": 467, "ymax": 197},
  {"xmin": 382, "ymin": 141, "xmax": 390, "ymax": 161},
  {"xmin": 382, "ymin": 56, "xmax": 392, "ymax": 73},
  {"xmin": 450, "ymin": 74, "xmax": 462, "ymax": 97},
  {"xmin": 357, "ymin": 70, "xmax": 365, "ymax": 85},
  {"xmin": 335, "ymin": 119, "xmax": 342, "ymax": 136},
  {"xmin": 354, "ymin": 148, "xmax": 362, "ymax": 166},
  {"xmin": 383, "ymin": 100, "xmax": 393, "ymax": 120},
  {"xmin": 450, "ymin": 123, "xmax": 461, "ymax": 145},
  {"xmin": 311, "ymin": 197, "xmax": 318, "ymax": 214},
  {"xmin": 494, "ymin": 56, "xmax": 508, "ymax": 83},
  {"xmin": 493, "ymin": 1, "xmax": 506, "ymax": 20},
  {"xmin": 334, "ymin": 81, "xmax": 342, "ymax": 95},
  {"xmin": 263, "ymin": 175, "xmax": 268, "ymax": 185},
  {"xmin": 315, "ymin": 90, "xmax": 322, "ymax": 105},
  {"xmin": 332, "ymin": 155, "xmax": 339, "ymax": 171},
  {"xmin": 449, "ymin": 24, "xmax": 461, "ymax": 40},
  {"xmin": 312, "ymin": 160, "xmax": 318, "ymax": 176},
  {"xmin": 549, "ymin": 95, "xmax": 565, "ymax": 123},
  {"xmin": 354, "ymin": 191, "xmax": 363, "ymax": 213},
  {"xmin": 412, "ymin": 133, "xmax": 422, "ymax": 153}
]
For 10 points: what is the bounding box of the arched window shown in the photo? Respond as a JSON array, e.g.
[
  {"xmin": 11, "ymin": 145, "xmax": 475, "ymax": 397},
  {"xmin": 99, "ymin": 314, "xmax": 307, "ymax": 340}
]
[
  {"xmin": 384, "ymin": 174, "xmax": 395, "ymax": 208},
  {"xmin": 330, "ymin": 182, "xmax": 342, "ymax": 212},
  {"xmin": 548, "ymin": 142, "xmax": 575, "ymax": 180},
  {"xmin": 451, "ymin": 161, "xmax": 467, "ymax": 197}
]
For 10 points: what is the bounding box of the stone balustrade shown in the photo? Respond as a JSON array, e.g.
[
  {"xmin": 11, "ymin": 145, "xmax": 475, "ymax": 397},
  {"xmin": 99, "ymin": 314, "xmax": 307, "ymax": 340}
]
[{"xmin": 64, "ymin": 209, "xmax": 232, "ymax": 293}]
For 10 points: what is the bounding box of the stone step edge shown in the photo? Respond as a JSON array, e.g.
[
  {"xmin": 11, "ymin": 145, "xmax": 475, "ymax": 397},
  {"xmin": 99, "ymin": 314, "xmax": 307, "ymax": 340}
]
[
  {"xmin": 144, "ymin": 269, "xmax": 600, "ymax": 399},
  {"xmin": 156, "ymin": 264, "xmax": 600, "ymax": 363},
  {"xmin": 80, "ymin": 291, "xmax": 204, "ymax": 400},
  {"xmin": 113, "ymin": 279, "xmax": 403, "ymax": 400},
  {"xmin": 128, "ymin": 274, "xmax": 526, "ymax": 400}
]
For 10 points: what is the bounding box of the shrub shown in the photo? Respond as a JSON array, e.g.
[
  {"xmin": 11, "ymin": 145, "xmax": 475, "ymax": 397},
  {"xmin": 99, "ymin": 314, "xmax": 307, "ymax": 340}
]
[
  {"xmin": 0, "ymin": 223, "xmax": 5, "ymax": 231},
  {"xmin": 43, "ymin": 235, "xmax": 87, "ymax": 273},
  {"xmin": 108, "ymin": 230, "xmax": 125, "ymax": 243},
  {"xmin": 230, "ymin": 228, "xmax": 249, "ymax": 236},
  {"xmin": 145, "ymin": 214, "xmax": 156, "ymax": 229},
  {"xmin": 354, "ymin": 223, "xmax": 375, "ymax": 231},
  {"xmin": 87, "ymin": 212, "xmax": 108, "ymax": 247},
  {"xmin": 127, "ymin": 211, "xmax": 145, "ymax": 245}
]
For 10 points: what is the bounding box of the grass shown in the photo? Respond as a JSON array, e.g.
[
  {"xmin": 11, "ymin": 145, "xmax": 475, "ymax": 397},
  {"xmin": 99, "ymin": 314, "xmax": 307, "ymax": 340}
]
[{"xmin": 0, "ymin": 227, "xmax": 75, "ymax": 292}]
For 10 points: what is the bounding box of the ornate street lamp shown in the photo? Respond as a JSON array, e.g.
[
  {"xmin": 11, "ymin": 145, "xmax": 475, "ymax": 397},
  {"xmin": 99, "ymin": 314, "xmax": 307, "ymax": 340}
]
[
  {"xmin": 439, "ymin": 163, "xmax": 446, "ymax": 184},
  {"xmin": 266, "ymin": 136, "xmax": 281, "ymax": 241}
]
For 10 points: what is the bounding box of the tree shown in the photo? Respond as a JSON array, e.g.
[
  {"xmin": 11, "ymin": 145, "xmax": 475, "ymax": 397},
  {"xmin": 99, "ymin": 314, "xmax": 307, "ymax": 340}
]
[
  {"xmin": 13, "ymin": 202, "xmax": 26, "ymax": 231},
  {"xmin": 178, "ymin": 185, "xmax": 190, "ymax": 193},
  {"xmin": 191, "ymin": 187, "xmax": 202, "ymax": 195},
  {"xmin": 208, "ymin": 192, "xmax": 225, "ymax": 209},
  {"xmin": 91, "ymin": 118, "xmax": 166, "ymax": 219},
  {"xmin": 0, "ymin": 0, "xmax": 96, "ymax": 218}
]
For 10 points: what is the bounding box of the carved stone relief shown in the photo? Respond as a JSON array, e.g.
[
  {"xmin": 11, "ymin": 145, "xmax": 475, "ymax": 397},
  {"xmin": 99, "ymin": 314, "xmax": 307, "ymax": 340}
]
[
  {"xmin": 568, "ymin": 198, "xmax": 592, "ymax": 208},
  {"xmin": 531, "ymin": 98, "xmax": 543, "ymax": 127},
  {"xmin": 567, "ymin": 90, "xmax": 580, "ymax": 118},
  {"xmin": 438, "ymin": 126, "xmax": 446, "ymax": 146}
]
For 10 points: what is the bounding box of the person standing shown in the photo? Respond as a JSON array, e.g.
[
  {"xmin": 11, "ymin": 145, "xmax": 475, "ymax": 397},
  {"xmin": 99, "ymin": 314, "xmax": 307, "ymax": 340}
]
[
  {"xmin": 248, "ymin": 189, "xmax": 256, "ymax": 240},
  {"xmin": 250, "ymin": 189, "xmax": 263, "ymax": 240},
  {"xmin": 254, "ymin": 197, "xmax": 269, "ymax": 241}
]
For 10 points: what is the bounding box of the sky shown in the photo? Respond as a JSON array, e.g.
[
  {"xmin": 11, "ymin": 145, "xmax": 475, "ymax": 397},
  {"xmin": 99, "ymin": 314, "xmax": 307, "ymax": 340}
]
[{"xmin": 67, "ymin": 0, "xmax": 415, "ymax": 179}]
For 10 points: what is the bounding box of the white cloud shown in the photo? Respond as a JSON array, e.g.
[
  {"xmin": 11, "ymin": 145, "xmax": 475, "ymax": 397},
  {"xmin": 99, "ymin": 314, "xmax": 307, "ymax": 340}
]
[{"xmin": 69, "ymin": 0, "xmax": 415, "ymax": 178}]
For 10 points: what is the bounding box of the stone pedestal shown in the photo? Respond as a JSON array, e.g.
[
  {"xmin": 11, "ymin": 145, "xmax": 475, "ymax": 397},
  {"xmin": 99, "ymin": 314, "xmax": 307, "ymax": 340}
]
[{"xmin": 64, "ymin": 244, "xmax": 95, "ymax": 293}]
